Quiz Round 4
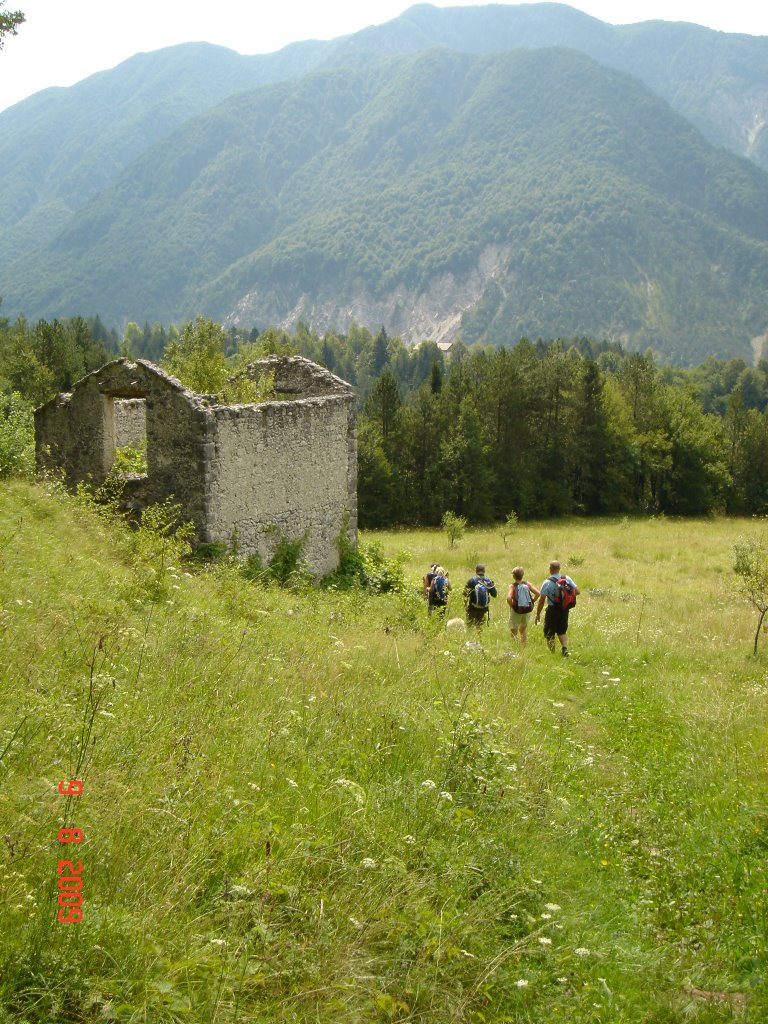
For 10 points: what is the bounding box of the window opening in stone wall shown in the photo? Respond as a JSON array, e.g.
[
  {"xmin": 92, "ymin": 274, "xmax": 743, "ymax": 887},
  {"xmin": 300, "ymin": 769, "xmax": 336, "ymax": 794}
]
[{"xmin": 102, "ymin": 396, "xmax": 148, "ymax": 477}]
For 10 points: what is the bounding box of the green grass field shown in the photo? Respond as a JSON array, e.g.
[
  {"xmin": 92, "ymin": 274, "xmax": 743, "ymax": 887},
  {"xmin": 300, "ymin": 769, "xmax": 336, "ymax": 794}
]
[{"xmin": 1, "ymin": 480, "xmax": 766, "ymax": 1022}]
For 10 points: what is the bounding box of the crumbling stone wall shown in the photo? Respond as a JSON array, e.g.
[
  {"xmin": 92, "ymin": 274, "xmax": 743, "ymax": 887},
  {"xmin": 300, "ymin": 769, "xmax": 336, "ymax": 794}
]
[
  {"xmin": 114, "ymin": 398, "xmax": 146, "ymax": 449},
  {"xmin": 34, "ymin": 355, "xmax": 357, "ymax": 574},
  {"xmin": 204, "ymin": 356, "xmax": 356, "ymax": 573},
  {"xmin": 35, "ymin": 359, "xmax": 213, "ymax": 535}
]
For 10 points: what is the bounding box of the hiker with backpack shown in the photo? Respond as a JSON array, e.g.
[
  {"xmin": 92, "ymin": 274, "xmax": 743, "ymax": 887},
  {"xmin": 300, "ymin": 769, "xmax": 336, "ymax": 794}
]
[
  {"xmin": 535, "ymin": 560, "xmax": 579, "ymax": 656},
  {"xmin": 428, "ymin": 565, "xmax": 451, "ymax": 617},
  {"xmin": 463, "ymin": 563, "xmax": 497, "ymax": 628},
  {"xmin": 423, "ymin": 563, "xmax": 439, "ymax": 603},
  {"xmin": 506, "ymin": 566, "xmax": 540, "ymax": 647}
]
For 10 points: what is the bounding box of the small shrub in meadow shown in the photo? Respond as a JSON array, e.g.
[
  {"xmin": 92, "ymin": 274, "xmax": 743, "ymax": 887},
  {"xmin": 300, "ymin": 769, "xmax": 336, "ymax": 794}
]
[
  {"xmin": 442, "ymin": 510, "xmax": 467, "ymax": 547},
  {"xmin": 499, "ymin": 509, "xmax": 519, "ymax": 548},
  {"xmin": 734, "ymin": 533, "xmax": 768, "ymax": 653}
]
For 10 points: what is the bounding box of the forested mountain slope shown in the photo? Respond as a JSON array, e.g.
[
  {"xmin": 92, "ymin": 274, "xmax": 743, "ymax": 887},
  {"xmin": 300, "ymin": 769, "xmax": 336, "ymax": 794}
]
[
  {"xmin": 2, "ymin": 0, "xmax": 766, "ymax": 260},
  {"xmin": 327, "ymin": 4, "xmax": 768, "ymax": 169},
  {"xmin": 0, "ymin": 40, "xmax": 340, "ymax": 264},
  {"xmin": 3, "ymin": 48, "xmax": 768, "ymax": 363}
]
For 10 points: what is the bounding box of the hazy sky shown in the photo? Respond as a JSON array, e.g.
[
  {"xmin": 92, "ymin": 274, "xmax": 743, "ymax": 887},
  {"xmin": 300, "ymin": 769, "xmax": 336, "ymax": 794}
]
[{"xmin": 1, "ymin": 0, "xmax": 767, "ymax": 113}]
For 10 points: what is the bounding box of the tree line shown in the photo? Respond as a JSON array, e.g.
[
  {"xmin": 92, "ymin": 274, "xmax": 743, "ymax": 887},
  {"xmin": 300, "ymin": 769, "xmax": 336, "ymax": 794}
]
[
  {"xmin": 2, "ymin": 310, "xmax": 768, "ymax": 522},
  {"xmin": 358, "ymin": 342, "xmax": 740, "ymax": 526}
]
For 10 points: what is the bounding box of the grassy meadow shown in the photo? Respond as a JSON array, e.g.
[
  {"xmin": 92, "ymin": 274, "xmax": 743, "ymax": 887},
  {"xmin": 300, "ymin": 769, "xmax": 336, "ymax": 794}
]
[{"xmin": 1, "ymin": 479, "xmax": 767, "ymax": 1023}]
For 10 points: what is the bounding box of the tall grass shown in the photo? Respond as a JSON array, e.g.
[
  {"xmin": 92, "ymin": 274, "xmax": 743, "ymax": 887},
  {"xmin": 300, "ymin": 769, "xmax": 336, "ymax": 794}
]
[{"xmin": 1, "ymin": 482, "xmax": 766, "ymax": 1022}]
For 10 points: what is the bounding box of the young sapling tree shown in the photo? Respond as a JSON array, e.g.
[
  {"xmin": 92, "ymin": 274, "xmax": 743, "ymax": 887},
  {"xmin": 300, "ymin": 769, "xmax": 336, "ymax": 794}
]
[
  {"xmin": 499, "ymin": 510, "xmax": 518, "ymax": 548},
  {"xmin": 733, "ymin": 535, "xmax": 768, "ymax": 655},
  {"xmin": 441, "ymin": 510, "xmax": 467, "ymax": 548}
]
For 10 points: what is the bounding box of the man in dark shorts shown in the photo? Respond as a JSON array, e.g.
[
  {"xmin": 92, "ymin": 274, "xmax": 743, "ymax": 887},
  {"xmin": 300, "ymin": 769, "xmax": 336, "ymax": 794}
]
[{"xmin": 535, "ymin": 560, "xmax": 579, "ymax": 656}]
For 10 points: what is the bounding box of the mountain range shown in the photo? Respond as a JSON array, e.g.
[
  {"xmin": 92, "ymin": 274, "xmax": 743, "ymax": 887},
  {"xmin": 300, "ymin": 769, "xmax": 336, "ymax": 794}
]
[{"xmin": 2, "ymin": 2, "xmax": 768, "ymax": 364}]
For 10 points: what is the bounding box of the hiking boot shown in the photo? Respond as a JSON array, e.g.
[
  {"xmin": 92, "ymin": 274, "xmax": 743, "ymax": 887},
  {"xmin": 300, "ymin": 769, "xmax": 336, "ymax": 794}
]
[{"xmin": 561, "ymin": 647, "xmax": 569, "ymax": 657}]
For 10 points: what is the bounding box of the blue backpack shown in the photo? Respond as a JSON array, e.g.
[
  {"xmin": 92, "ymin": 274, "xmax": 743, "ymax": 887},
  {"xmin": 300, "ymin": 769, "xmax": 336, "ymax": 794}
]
[
  {"xmin": 431, "ymin": 574, "xmax": 448, "ymax": 605},
  {"xmin": 472, "ymin": 580, "xmax": 489, "ymax": 609}
]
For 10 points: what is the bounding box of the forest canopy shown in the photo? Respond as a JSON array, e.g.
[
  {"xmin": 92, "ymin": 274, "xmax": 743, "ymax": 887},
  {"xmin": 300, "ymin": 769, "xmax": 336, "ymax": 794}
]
[{"xmin": 2, "ymin": 311, "xmax": 767, "ymax": 521}]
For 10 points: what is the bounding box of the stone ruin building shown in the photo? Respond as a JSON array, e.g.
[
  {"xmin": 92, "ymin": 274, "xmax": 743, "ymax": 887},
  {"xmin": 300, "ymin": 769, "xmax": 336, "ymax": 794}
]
[{"xmin": 34, "ymin": 355, "xmax": 357, "ymax": 575}]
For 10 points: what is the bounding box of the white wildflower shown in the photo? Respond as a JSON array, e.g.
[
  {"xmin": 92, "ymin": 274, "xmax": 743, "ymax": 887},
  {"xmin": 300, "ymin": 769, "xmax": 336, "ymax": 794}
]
[
  {"xmin": 361, "ymin": 858, "xmax": 377, "ymax": 869},
  {"xmin": 403, "ymin": 835, "xmax": 416, "ymax": 844},
  {"xmin": 286, "ymin": 778, "xmax": 299, "ymax": 788},
  {"xmin": 334, "ymin": 778, "xmax": 366, "ymax": 805},
  {"xmin": 210, "ymin": 938, "xmax": 226, "ymax": 946},
  {"xmin": 438, "ymin": 791, "xmax": 453, "ymax": 802},
  {"xmin": 515, "ymin": 979, "xmax": 529, "ymax": 988},
  {"xmin": 574, "ymin": 947, "xmax": 591, "ymax": 957},
  {"xmin": 421, "ymin": 779, "xmax": 437, "ymax": 790},
  {"xmin": 541, "ymin": 912, "xmax": 552, "ymax": 919},
  {"xmin": 538, "ymin": 936, "xmax": 552, "ymax": 946},
  {"xmin": 544, "ymin": 903, "xmax": 561, "ymax": 911}
]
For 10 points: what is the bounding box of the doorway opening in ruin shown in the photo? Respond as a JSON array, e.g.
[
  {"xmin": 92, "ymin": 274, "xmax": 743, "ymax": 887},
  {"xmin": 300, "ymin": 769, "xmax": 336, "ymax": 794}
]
[{"xmin": 101, "ymin": 394, "xmax": 148, "ymax": 478}]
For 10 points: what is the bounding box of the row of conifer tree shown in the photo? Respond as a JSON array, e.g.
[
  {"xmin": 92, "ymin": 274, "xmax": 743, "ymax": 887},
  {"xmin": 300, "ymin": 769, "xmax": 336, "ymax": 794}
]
[{"xmin": 2, "ymin": 312, "xmax": 767, "ymax": 522}]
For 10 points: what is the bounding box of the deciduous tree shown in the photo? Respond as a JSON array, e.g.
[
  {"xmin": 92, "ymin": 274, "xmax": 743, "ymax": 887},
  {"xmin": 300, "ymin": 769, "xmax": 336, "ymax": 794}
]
[
  {"xmin": 734, "ymin": 535, "xmax": 768, "ymax": 655},
  {"xmin": 0, "ymin": 2, "xmax": 24, "ymax": 49}
]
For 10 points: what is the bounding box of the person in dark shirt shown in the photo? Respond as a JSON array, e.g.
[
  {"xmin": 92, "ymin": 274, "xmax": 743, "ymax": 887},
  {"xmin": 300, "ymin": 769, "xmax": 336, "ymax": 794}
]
[
  {"xmin": 428, "ymin": 565, "xmax": 451, "ymax": 617},
  {"xmin": 463, "ymin": 563, "xmax": 497, "ymax": 628}
]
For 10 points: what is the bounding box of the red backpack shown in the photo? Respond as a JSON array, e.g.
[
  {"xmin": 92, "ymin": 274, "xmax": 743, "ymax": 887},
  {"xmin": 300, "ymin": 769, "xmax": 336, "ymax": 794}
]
[{"xmin": 552, "ymin": 575, "xmax": 576, "ymax": 609}]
